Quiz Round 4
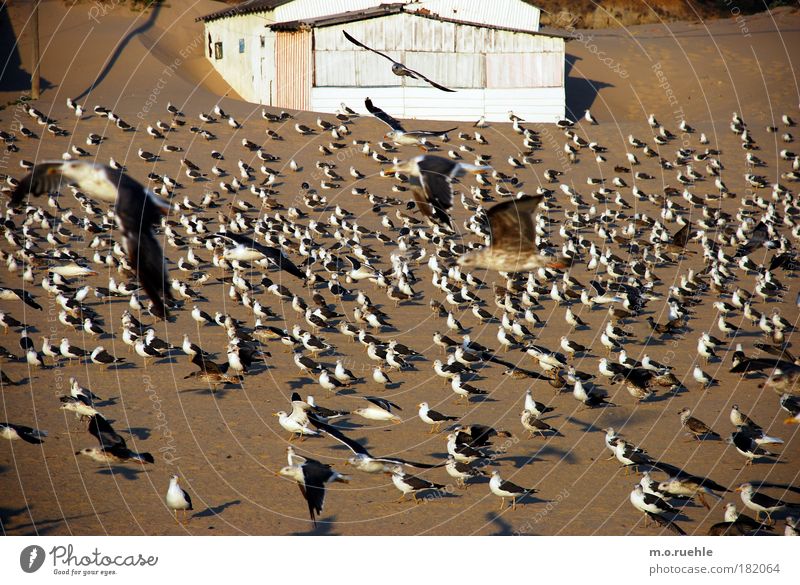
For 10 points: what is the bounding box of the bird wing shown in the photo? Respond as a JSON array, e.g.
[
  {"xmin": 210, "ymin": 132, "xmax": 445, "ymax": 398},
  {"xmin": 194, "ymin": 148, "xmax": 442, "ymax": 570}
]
[
  {"xmin": 308, "ymin": 415, "xmax": 371, "ymax": 456},
  {"xmin": 404, "ymin": 66, "xmax": 456, "ymax": 93},
  {"xmin": 343, "ymin": 31, "xmax": 398, "ymax": 64},
  {"xmin": 213, "ymin": 232, "xmax": 305, "ymax": 281},
  {"xmin": 364, "ymin": 396, "xmax": 401, "ymax": 412},
  {"xmin": 485, "ymin": 195, "xmax": 543, "ymax": 252},
  {"xmin": 671, "ymin": 222, "xmax": 691, "ymax": 248},
  {"xmin": 365, "ymin": 98, "xmax": 405, "ymax": 132},
  {"xmin": 87, "ymin": 414, "xmax": 126, "ymax": 451},
  {"xmin": 414, "ymin": 175, "xmax": 454, "ymax": 228},
  {"xmin": 301, "ymin": 461, "xmax": 332, "ymax": 523},
  {"xmin": 114, "ymin": 178, "xmax": 173, "ymax": 319},
  {"xmin": 10, "ymin": 162, "xmax": 69, "ymax": 204},
  {"xmin": 736, "ymin": 222, "xmax": 769, "ymax": 257},
  {"xmin": 11, "ymin": 163, "xmax": 173, "ymax": 319}
]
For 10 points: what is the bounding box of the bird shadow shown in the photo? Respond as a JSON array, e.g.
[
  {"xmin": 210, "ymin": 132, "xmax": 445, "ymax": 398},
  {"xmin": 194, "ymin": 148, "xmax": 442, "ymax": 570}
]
[
  {"xmin": 192, "ymin": 500, "xmax": 241, "ymax": 519},
  {"xmin": 96, "ymin": 466, "xmax": 147, "ymax": 480},
  {"xmin": 290, "ymin": 516, "xmax": 339, "ymax": 535},
  {"xmin": 289, "ymin": 377, "xmax": 313, "ymax": 390},
  {"xmin": 126, "ymin": 427, "xmax": 151, "ymax": 441},
  {"xmin": 494, "ymin": 453, "xmax": 541, "ymax": 469},
  {"xmin": 486, "ymin": 511, "xmax": 529, "ymax": 535}
]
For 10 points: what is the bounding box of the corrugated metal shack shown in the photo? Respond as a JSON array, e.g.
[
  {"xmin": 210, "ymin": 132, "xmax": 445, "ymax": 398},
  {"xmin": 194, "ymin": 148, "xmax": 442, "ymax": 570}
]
[{"xmin": 198, "ymin": 0, "xmax": 566, "ymax": 122}]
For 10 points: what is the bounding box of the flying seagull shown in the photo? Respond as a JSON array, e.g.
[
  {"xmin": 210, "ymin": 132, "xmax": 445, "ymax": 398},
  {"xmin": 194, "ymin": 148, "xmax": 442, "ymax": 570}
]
[
  {"xmin": 343, "ymin": 31, "xmax": 455, "ymax": 92},
  {"xmin": 77, "ymin": 414, "xmax": 154, "ymax": 464},
  {"xmin": 211, "ymin": 232, "xmax": 305, "ymax": 281},
  {"xmin": 278, "ymin": 454, "xmax": 349, "ymax": 527},
  {"xmin": 458, "ymin": 195, "xmax": 569, "ymax": 272},
  {"xmin": 10, "ymin": 162, "xmax": 173, "ymax": 319},
  {"xmin": 365, "ymin": 98, "xmax": 456, "ymax": 146},
  {"xmin": 391, "ymin": 155, "xmax": 490, "ymax": 228}
]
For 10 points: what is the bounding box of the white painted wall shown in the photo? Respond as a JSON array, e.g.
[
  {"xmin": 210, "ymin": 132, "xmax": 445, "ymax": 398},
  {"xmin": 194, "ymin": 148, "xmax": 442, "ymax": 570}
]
[
  {"xmin": 206, "ymin": 14, "xmax": 278, "ymax": 104},
  {"xmin": 312, "ymin": 86, "xmax": 565, "ymax": 123}
]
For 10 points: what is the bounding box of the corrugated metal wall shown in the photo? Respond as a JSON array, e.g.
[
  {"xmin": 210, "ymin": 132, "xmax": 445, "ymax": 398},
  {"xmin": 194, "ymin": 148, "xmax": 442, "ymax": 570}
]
[
  {"xmin": 415, "ymin": 0, "xmax": 541, "ymax": 32},
  {"xmin": 276, "ymin": 30, "xmax": 312, "ymax": 110},
  {"xmin": 313, "ymin": 13, "xmax": 562, "ymax": 89}
]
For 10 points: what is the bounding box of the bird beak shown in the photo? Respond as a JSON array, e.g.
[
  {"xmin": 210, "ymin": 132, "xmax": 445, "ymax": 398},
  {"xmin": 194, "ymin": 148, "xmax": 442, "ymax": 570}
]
[
  {"xmin": 546, "ymin": 260, "xmax": 567, "ymax": 270},
  {"xmin": 735, "ymin": 487, "xmax": 742, "ymax": 492},
  {"xmin": 785, "ymin": 417, "xmax": 800, "ymax": 425}
]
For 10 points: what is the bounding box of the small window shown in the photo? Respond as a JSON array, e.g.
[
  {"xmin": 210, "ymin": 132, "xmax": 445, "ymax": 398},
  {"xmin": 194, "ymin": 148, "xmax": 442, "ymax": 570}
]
[
  {"xmin": 260, "ymin": 35, "xmax": 265, "ymax": 48},
  {"xmin": 239, "ymin": 38, "xmax": 245, "ymax": 53},
  {"xmin": 214, "ymin": 42, "xmax": 223, "ymax": 60}
]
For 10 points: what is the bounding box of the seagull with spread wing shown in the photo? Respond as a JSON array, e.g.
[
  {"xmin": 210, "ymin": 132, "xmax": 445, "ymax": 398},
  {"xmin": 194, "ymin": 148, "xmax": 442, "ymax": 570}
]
[
  {"xmin": 391, "ymin": 154, "xmax": 491, "ymax": 228},
  {"xmin": 457, "ymin": 195, "xmax": 570, "ymax": 272},
  {"xmin": 11, "ymin": 162, "xmax": 173, "ymax": 319},
  {"xmin": 211, "ymin": 232, "xmax": 306, "ymax": 281},
  {"xmin": 307, "ymin": 414, "xmax": 442, "ymax": 474},
  {"xmin": 365, "ymin": 98, "xmax": 456, "ymax": 146},
  {"xmin": 343, "ymin": 31, "xmax": 455, "ymax": 92}
]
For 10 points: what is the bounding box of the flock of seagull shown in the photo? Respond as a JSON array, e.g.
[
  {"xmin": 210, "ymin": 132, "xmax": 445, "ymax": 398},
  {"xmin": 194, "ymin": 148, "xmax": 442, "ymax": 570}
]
[{"xmin": 1, "ymin": 77, "xmax": 799, "ymax": 534}]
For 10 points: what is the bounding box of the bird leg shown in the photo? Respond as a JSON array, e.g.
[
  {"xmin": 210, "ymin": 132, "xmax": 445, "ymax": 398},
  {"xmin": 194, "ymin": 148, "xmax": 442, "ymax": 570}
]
[
  {"xmin": 698, "ymin": 493, "xmax": 709, "ymax": 510},
  {"xmin": 396, "ymin": 493, "xmax": 406, "ymax": 504},
  {"xmin": 499, "ymin": 498, "xmax": 505, "ymax": 511},
  {"xmin": 511, "ymin": 499, "xmax": 517, "ymax": 511}
]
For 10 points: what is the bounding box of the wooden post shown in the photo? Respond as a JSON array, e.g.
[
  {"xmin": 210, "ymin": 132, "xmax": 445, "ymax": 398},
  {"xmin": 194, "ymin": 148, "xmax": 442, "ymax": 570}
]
[{"xmin": 31, "ymin": 1, "xmax": 40, "ymax": 99}]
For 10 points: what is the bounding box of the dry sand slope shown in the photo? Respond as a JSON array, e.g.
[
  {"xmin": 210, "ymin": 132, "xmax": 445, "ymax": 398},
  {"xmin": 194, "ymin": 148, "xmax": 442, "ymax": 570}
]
[{"xmin": 0, "ymin": 1, "xmax": 798, "ymax": 536}]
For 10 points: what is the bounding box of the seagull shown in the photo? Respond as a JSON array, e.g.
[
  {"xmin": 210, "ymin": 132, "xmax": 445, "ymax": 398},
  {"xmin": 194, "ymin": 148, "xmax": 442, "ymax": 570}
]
[
  {"xmin": 77, "ymin": 414, "xmax": 154, "ymax": 465},
  {"xmin": 417, "ymin": 402, "xmax": 458, "ymax": 433},
  {"xmin": 166, "ymin": 475, "xmax": 193, "ymax": 524},
  {"xmin": 365, "ymin": 98, "xmax": 456, "ymax": 146},
  {"xmin": 489, "ymin": 470, "xmax": 537, "ymax": 511},
  {"xmin": 630, "ymin": 484, "xmax": 684, "ymax": 534},
  {"xmin": 352, "ymin": 396, "xmax": 402, "ymax": 424},
  {"xmin": 520, "ymin": 409, "xmax": 560, "ymax": 437},
  {"xmin": 279, "ymin": 455, "xmax": 349, "ymax": 526},
  {"xmin": 390, "ymin": 155, "xmax": 490, "ymax": 227},
  {"xmin": 457, "ymin": 195, "xmax": 569, "ymax": 272},
  {"xmin": 343, "ymin": 31, "xmax": 455, "ymax": 92},
  {"xmin": 729, "ymin": 429, "xmax": 780, "ymax": 465},
  {"xmin": 678, "ymin": 408, "xmax": 720, "ymax": 441},
  {"xmin": 213, "ymin": 232, "xmax": 305, "ymax": 280},
  {"xmin": 11, "ymin": 162, "xmax": 173, "ymax": 318},
  {"xmin": 388, "ymin": 464, "xmax": 447, "ymax": 503},
  {"xmin": 274, "ymin": 410, "xmax": 319, "ymax": 441},
  {"xmin": 445, "ymin": 456, "xmax": 485, "ymax": 488},
  {"xmin": 737, "ymin": 483, "xmax": 800, "ymax": 524},
  {"xmin": 90, "ymin": 346, "xmax": 125, "ymax": 367},
  {"xmin": 0, "ymin": 423, "xmax": 47, "ymax": 444}
]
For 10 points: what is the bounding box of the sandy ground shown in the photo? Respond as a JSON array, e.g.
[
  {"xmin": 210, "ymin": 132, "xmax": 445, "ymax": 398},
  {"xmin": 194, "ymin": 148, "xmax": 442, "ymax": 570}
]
[{"xmin": 0, "ymin": 1, "xmax": 798, "ymax": 536}]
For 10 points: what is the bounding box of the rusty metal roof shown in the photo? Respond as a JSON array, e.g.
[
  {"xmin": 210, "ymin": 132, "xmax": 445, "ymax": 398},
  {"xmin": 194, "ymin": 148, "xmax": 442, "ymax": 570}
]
[
  {"xmin": 196, "ymin": 0, "xmax": 292, "ymax": 23},
  {"xmin": 269, "ymin": 4, "xmax": 405, "ymax": 31},
  {"xmin": 268, "ymin": 3, "xmax": 568, "ymax": 39}
]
